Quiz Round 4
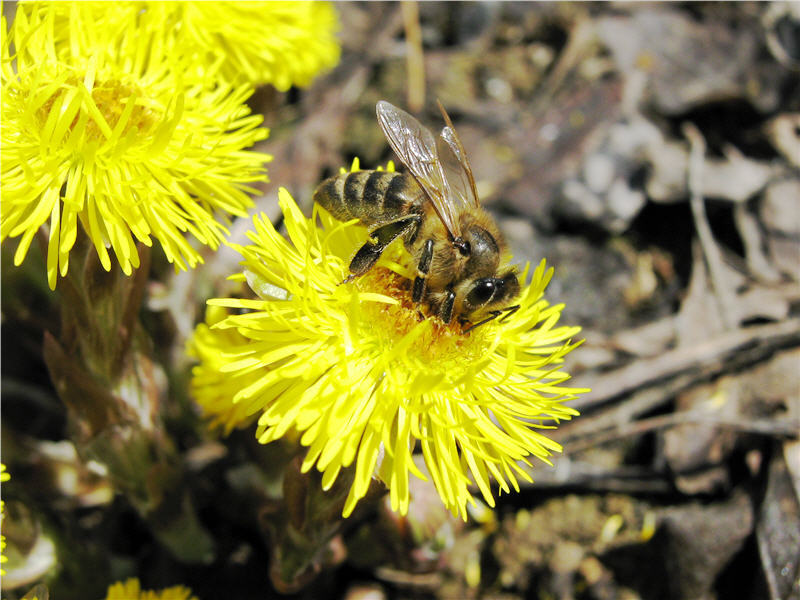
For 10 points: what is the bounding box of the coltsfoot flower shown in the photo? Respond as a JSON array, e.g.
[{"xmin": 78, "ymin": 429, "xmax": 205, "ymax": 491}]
[
  {"xmin": 1, "ymin": 464, "xmax": 8, "ymax": 576},
  {"xmin": 105, "ymin": 578, "xmax": 197, "ymax": 600},
  {"xmin": 43, "ymin": 2, "xmax": 340, "ymax": 89},
  {"xmin": 165, "ymin": 2, "xmax": 340, "ymax": 89},
  {"xmin": 190, "ymin": 181, "xmax": 587, "ymax": 519},
  {"xmin": 1, "ymin": 4, "xmax": 270, "ymax": 288}
]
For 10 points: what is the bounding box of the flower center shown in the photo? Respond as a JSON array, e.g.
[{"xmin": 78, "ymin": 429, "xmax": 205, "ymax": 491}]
[
  {"xmin": 37, "ymin": 78, "xmax": 158, "ymax": 143},
  {"xmin": 354, "ymin": 267, "xmax": 488, "ymax": 366}
]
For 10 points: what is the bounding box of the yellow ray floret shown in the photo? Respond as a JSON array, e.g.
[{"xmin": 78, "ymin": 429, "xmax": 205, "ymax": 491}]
[{"xmin": 104, "ymin": 578, "xmax": 197, "ymax": 600}]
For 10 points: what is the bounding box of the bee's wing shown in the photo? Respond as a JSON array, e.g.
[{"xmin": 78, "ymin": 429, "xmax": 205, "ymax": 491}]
[
  {"xmin": 376, "ymin": 100, "xmax": 461, "ymax": 239},
  {"xmin": 437, "ymin": 126, "xmax": 481, "ymax": 210},
  {"xmin": 436, "ymin": 100, "xmax": 481, "ymax": 209}
]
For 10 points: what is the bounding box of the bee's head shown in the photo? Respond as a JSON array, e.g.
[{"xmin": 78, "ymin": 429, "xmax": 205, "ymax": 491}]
[{"xmin": 461, "ymin": 268, "xmax": 519, "ymax": 315}]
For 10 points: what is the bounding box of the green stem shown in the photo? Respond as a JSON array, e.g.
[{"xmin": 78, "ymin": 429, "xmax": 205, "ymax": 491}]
[{"xmin": 42, "ymin": 232, "xmax": 214, "ymax": 563}]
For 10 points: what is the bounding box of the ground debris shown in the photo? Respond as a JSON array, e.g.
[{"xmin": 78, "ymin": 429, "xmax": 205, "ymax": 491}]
[{"xmin": 3, "ymin": 3, "xmax": 799, "ymax": 599}]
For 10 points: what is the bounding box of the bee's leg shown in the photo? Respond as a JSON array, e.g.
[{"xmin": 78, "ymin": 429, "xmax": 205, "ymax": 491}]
[
  {"xmin": 438, "ymin": 289, "xmax": 456, "ymax": 324},
  {"xmin": 462, "ymin": 305, "xmax": 520, "ymax": 333},
  {"xmin": 462, "ymin": 310, "xmax": 501, "ymax": 333},
  {"xmin": 498, "ymin": 304, "xmax": 520, "ymax": 322},
  {"xmin": 412, "ymin": 239, "xmax": 434, "ymax": 303},
  {"xmin": 346, "ymin": 215, "xmax": 420, "ymax": 281}
]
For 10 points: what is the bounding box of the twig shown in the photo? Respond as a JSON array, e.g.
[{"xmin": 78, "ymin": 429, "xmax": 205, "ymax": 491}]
[
  {"xmin": 683, "ymin": 122, "xmax": 738, "ymax": 330},
  {"xmin": 733, "ymin": 202, "xmax": 783, "ymax": 283},
  {"xmin": 520, "ymin": 459, "xmax": 674, "ymax": 494},
  {"xmin": 563, "ymin": 410, "xmax": 799, "ymax": 456},
  {"xmin": 559, "ymin": 318, "xmax": 800, "ymax": 440},
  {"xmin": 376, "ymin": 566, "xmax": 443, "ymax": 590},
  {"xmin": 532, "ymin": 15, "xmax": 595, "ymax": 110}
]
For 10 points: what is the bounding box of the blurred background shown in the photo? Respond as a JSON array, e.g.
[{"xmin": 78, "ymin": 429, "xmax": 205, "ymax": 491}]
[{"xmin": 2, "ymin": 2, "xmax": 799, "ymax": 599}]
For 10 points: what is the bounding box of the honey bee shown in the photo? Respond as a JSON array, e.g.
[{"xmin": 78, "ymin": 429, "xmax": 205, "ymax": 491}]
[{"xmin": 313, "ymin": 100, "xmax": 519, "ymax": 331}]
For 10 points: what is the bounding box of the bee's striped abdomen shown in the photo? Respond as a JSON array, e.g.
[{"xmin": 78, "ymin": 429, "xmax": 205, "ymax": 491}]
[{"xmin": 313, "ymin": 170, "xmax": 421, "ymax": 227}]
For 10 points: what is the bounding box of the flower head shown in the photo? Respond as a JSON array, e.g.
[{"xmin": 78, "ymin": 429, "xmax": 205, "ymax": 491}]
[
  {"xmin": 1, "ymin": 4, "xmax": 270, "ymax": 288},
  {"xmin": 1, "ymin": 464, "xmax": 8, "ymax": 576},
  {"xmin": 190, "ymin": 180, "xmax": 586, "ymax": 519},
  {"xmin": 42, "ymin": 2, "xmax": 341, "ymax": 90},
  {"xmin": 105, "ymin": 578, "xmax": 197, "ymax": 600},
  {"xmin": 167, "ymin": 2, "xmax": 340, "ymax": 89}
]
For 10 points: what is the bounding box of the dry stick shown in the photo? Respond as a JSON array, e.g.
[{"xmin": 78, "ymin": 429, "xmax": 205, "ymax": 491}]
[
  {"xmin": 523, "ymin": 458, "xmax": 677, "ymax": 494},
  {"xmin": 401, "ymin": 1, "xmax": 425, "ymax": 113},
  {"xmin": 683, "ymin": 122, "xmax": 739, "ymax": 330},
  {"xmin": 554, "ymin": 129, "xmax": 800, "ymax": 447},
  {"xmin": 557, "ymin": 318, "xmax": 800, "ymax": 442},
  {"xmin": 733, "ymin": 202, "xmax": 783, "ymax": 283},
  {"xmin": 564, "ymin": 409, "xmax": 800, "ymax": 456},
  {"xmin": 532, "ymin": 15, "xmax": 595, "ymax": 111}
]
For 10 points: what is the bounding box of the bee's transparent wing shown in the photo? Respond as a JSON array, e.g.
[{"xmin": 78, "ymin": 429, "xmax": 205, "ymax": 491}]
[
  {"xmin": 436, "ymin": 100, "xmax": 480, "ymax": 209},
  {"xmin": 376, "ymin": 100, "xmax": 461, "ymax": 239},
  {"xmin": 437, "ymin": 127, "xmax": 481, "ymax": 211}
]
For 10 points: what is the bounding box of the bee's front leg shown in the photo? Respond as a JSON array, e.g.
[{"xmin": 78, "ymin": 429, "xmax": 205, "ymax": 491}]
[
  {"xmin": 439, "ymin": 290, "xmax": 456, "ymax": 324},
  {"xmin": 412, "ymin": 239, "xmax": 435, "ymax": 303}
]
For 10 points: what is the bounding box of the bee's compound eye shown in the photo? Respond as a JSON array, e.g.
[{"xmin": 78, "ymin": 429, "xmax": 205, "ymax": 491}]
[{"xmin": 467, "ymin": 279, "xmax": 495, "ymax": 306}]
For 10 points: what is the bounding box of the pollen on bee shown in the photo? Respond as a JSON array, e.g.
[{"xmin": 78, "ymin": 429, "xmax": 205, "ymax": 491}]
[{"xmin": 353, "ymin": 267, "xmax": 486, "ymax": 363}]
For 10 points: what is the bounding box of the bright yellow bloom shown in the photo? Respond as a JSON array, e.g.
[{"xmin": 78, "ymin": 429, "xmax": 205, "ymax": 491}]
[
  {"xmin": 189, "ymin": 178, "xmax": 587, "ymax": 519},
  {"xmin": 167, "ymin": 2, "xmax": 340, "ymax": 89},
  {"xmin": 105, "ymin": 578, "xmax": 197, "ymax": 600},
  {"xmin": 0, "ymin": 532, "xmax": 7, "ymax": 577},
  {"xmin": 1, "ymin": 464, "xmax": 8, "ymax": 576},
  {"xmin": 1, "ymin": 465, "xmax": 6, "ymax": 576},
  {"xmin": 43, "ymin": 2, "xmax": 340, "ymax": 90},
  {"xmin": 1, "ymin": 4, "xmax": 270, "ymax": 288}
]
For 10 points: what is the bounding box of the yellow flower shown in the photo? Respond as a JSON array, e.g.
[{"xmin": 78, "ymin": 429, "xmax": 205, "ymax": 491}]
[
  {"xmin": 189, "ymin": 178, "xmax": 587, "ymax": 519},
  {"xmin": 105, "ymin": 578, "xmax": 197, "ymax": 600},
  {"xmin": 1, "ymin": 464, "xmax": 8, "ymax": 576},
  {"xmin": 167, "ymin": 1, "xmax": 340, "ymax": 89},
  {"xmin": 1, "ymin": 3, "xmax": 270, "ymax": 289},
  {"xmin": 42, "ymin": 2, "xmax": 340, "ymax": 90}
]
